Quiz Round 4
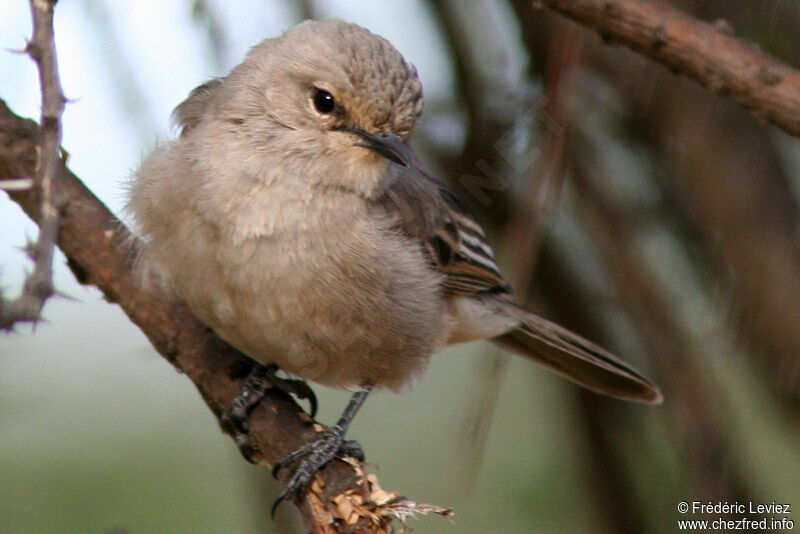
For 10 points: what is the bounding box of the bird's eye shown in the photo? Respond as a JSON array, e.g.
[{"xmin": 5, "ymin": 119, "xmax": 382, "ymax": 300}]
[{"xmin": 312, "ymin": 89, "xmax": 336, "ymax": 114}]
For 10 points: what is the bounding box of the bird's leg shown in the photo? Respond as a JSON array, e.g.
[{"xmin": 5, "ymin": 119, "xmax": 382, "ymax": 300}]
[
  {"xmin": 271, "ymin": 383, "xmax": 373, "ymax": 516},
  {"xmin": 222, "ymin": 363, "xmax": 318, "ymax": 463}
]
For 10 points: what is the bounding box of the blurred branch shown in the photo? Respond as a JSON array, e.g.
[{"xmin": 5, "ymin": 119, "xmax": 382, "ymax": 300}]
[
  {"xmin": 501, "ymin": 23, "xmax": 581, "ymax": 293},
  {"xmin": 452, "ymin": 19, "xmax": 586, "ymax": 486},
  {"xmin": 534, "ymin": 245, "xmax": 653, "ymax": 533},
  {"xmin": 292, "ymin": 0, "xmax": 317, "ymax": 22},
  {"xmin": 428, "ymin": 0, "xmax": 535, "ymax": 479},
  {"xmin": 426, "ymin": 0, "xmax": 483, "ymax": 140},
  {"xmin": 0, "ymin": 0, "xmax": 64, "ymax": 330},
  {"xmin": 80, "ymin": 0, "xmax": 156, "ymax": 145},
  {"xmin": 570, "ymin": 139, "xmax": 755, "ymax": 508},
  {"xmin": 426, "ymin": 0, "xmax": 514, "ymax": 222},
  {"xmin": 538, "ymin": 0, "xmax": 800, "ymax": 138},
  {"xmin": 578, "ymin": 394, "xmax": 651, "ymax": 534},
  {"xmin": 191, "ymin": 0, "xmax": 230, "ymax": 71},
  {"xmin": 509, "ymin": 21, "xmax": 658, "ymax": 531},
  {"xmin": 0, "ymin": 99, "xmax": 452, "ymax": 532},
  {"xmin": 649, "ymin": 82, "xmax": 800, "ymax": 409},
  {"xmin": 519, "ymin": 36, "xmax": 657, "ymax": 524}
]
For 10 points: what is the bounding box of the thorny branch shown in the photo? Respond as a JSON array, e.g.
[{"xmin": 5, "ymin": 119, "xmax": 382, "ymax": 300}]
[
  {"xmin": 0, "ymin": 100, "xmax": 453, "ymax": 532},
  {"xmin": 0, "ymin": 0, "xmax": 64, "ymax": 330},
  {"xmin": 539, "ymin": 0, "xmax": 800, "ymax": 138},
  {"xmin": 0, "ymin": 4, "xmax": 453, "ymax": 532}
]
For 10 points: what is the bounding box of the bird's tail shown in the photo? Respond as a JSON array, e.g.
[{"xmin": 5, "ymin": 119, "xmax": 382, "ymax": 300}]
[{"xmin": 490, "ymin": 300, "xmax": 662, "ymax": 403}]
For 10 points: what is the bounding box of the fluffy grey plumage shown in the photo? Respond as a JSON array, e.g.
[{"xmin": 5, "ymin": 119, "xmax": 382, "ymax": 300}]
[{"xmin": 127, "ymin": 20, "xmax": 661, "ymax": 402}]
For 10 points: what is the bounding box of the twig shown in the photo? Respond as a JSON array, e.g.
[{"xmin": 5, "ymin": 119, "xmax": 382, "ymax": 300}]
[
  {"xmin": 539, "ymin": 0, "xmax": 800, "ymax": 138},
  {"xmin": 0, "ymin": 0, "xmax": 64, "ymax": 330}
]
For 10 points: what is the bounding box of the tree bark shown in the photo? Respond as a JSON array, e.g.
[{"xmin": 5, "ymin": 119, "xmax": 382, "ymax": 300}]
[{"xmin": 540, "ymin": 0, "xmax": 800, "ymax": 138}]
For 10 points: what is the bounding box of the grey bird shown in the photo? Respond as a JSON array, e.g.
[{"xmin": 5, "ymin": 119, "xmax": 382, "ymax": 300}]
[{"xmin": 127, "ymin": 19, "xmax": 661, "ymax": 507}]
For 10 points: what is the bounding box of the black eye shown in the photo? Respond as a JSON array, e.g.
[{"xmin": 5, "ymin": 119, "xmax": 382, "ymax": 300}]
[{"xmin": 312, "ymin": 89, "xmax": 336, "ymax": 114}]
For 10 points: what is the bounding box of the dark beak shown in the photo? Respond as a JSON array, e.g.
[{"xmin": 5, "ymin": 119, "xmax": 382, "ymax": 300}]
[{"xmin": 335, "ymin": 127, "xmax": 411, "ymax": 166}]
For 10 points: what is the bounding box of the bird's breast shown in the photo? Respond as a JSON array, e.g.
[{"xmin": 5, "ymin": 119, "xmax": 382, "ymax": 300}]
[{"xmin": 176, "ymin": 182, "xmax": 446, "ymax": 390}]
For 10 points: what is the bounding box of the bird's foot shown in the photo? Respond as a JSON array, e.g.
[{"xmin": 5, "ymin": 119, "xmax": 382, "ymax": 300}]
[
  {"xmin": 222, "ymin": 363, "xmax": 318, "ymax": 463},
  {"xmin": 270, "ymin": 385, "xmax": 372, "ymax": 515},
  {"xmin": 270, "ymin": 425, "xmax": 365, "ymax": 516}
]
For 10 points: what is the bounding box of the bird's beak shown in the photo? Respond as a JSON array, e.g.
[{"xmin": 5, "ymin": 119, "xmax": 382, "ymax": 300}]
[{"xmin": 335, "ymin": 127, "xmax": 411, "ymax": 167}]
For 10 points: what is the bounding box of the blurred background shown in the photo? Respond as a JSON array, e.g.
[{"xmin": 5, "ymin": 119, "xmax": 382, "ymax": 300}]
[{"xmin": 2, "ymin": 0, "xmax": 800, "ymax": 532}]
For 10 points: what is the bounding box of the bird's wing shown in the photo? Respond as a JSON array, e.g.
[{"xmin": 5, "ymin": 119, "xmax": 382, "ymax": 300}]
[
  {"xmin": 377, "ymin": 145, "xmax": 662, "ymax": 403},
  {"xmin": 378, "ymin": 147, "xmax": 511, "ymax": 296}
]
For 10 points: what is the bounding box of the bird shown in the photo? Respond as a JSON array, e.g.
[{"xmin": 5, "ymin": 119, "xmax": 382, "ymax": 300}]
[{"xmin": 127, "ymin": 19, "xmax": 661, "ymax": 508}]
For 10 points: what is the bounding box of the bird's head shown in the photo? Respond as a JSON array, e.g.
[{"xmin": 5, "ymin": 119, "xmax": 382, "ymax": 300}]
[{"xmin": 205, "ymin": 20, "xmax": 424, "ymax": 197}]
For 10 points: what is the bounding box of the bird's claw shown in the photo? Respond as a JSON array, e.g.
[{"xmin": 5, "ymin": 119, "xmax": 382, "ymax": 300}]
[
  {"xmin": 270, "ymin": 426, "xmax": 365, "ymax": 517},
  {"xmin": 222, "ymin": 363, "xmax": 318, "ymax": 464},
  {"xmin": 272, "ymin": 375, "xmax": 318, "ymax": 419},
  {"xmin": 221, "ymin": 394, "xmax": 260, "ymax": 463}
]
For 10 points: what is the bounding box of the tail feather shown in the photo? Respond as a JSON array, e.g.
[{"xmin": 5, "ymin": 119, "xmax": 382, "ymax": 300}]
[{"xmin": 491, "ymin": 300, "xmax": 662, "ymax": 404}]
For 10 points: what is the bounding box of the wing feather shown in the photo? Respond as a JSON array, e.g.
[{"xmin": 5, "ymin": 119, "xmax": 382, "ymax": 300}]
[
  {"xmin": 379, "ymin": 150, "xmax": 510, "ymax": 296},
  {"xmin": 375, "ymin": 145, "xmax": 662, "ymax": 403}
]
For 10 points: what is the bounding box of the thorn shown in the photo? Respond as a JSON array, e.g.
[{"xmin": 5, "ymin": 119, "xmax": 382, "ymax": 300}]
[
  {"xmin": 53, "ymin": 289, "xmax": 78, "ymax": 302},
  {"xmin": 20, "ymin": 239, "xmax": 37, "ymax": 260},
  {"xmin": 30, "ymin": 314, "xmax": 50, "ymax": 333},
  {"xmin": 6, "ymin": 44, "xmax": 29, "ymax": 55},
  {"xmin": 0, "ymin": 178, "xmax": 34, "ymax": 190}
]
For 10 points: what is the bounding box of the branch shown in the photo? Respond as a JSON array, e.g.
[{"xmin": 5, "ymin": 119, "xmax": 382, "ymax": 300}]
[
  {"xmin": 539, "ymin": 0, "xmax": 800, "ymax": 138},
  {"xmin": 0, "ymin": 99, "xmax": 451, "ymax": 532},
  {"xmin": 647, "ymin": 81, "xmax": 800, "ymax": 409},
  {"xmin": 425, "ymin": 0, "xmax": 515, "ymax": 221},
  {"xmin": 0, "ymin": 0, "xmax": 64, "ymax": 329},
  {"xmin": 191, "ymin": 0, "xmax": 230, "ymax": 71},
  {"xmin": 569, "ymin": 136, "xmax": 756, "ymax": 507}
]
